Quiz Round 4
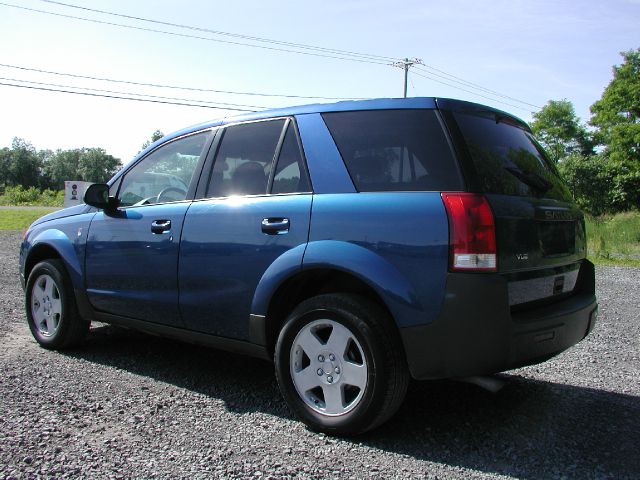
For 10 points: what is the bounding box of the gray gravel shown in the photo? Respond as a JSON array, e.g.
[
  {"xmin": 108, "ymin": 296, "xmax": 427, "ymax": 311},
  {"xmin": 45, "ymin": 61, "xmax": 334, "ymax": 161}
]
[{"xmin": 1, "ymin": 229, "xmax": 638, "ymax": 479}]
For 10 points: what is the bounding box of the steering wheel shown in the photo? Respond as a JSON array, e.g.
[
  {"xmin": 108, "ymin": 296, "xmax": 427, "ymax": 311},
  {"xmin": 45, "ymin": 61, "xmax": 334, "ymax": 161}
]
[{"xmin": 156, "ymin": 186, "xmax": 187, "ymax": 204}]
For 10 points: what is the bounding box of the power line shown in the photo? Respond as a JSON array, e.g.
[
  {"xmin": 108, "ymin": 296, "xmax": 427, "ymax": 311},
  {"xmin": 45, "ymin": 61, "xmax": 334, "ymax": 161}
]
[
  {"xmin": 0, "ymin": 63, "xmax": 366, "ymax": 100},
  {"xmin": 0, "ymin": 76, "xmax": 271, "ymax": 109},
  {"xmin": 0, "ymin": 81, "xmax": 255, "ymax": 111},
  {"xmin": 415, "ymin": 65, "xmax": 541, "ymax": 109},
  {"xmin": 36, "ymin": 0, "xmax": 540, "ymax": 109},
  {"xmin": 1, "ymin": 1, "xmax": 542, "ymax": 110},
  {"xmin": 412, "ymin": 71, "xmax": 529, "ymax": 112},
  {"xmin": 38, "ymin": 0, "xmax": 400, "ymax": 64},
  {"xmin": 0, "ymin": 2, "xmax": 390, "ymax": 66},
  {"xmin": 1, "ymin": 63, "xmax": 535, "ymax": 114}
]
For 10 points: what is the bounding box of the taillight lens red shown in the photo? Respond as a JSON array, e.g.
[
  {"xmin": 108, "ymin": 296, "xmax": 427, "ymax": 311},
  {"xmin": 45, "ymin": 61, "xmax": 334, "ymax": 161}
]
[{"xmin": 441, "ymin": 193, "xmax": 497, "ymax": 271}]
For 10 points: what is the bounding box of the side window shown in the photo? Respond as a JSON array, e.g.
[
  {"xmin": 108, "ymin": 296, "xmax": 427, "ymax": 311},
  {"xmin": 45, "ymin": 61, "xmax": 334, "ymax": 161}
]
[
  {"xmin": 322, "ymin": 109, "xmax": 461, "ymax": 192},
  {"xmin": 207, "ymin": 120, "xmax": 286, "ymax": 197},
  {"xmin": 108, "ymin": 177, "xmax": 122, "ymax": 198},
  {"xmin": 271, "ymin": 123, "xmax": 311, "ymax": 194},
  {"xmin": 118, "ymin": 131, "xmax": 211, "ymax": 207}
]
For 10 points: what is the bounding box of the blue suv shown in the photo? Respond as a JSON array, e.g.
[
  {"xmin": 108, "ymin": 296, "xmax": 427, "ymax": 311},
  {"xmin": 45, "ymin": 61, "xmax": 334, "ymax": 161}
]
[{"xmin": 20, "ymin": 98, "xmax": 598, "ymax": 435}]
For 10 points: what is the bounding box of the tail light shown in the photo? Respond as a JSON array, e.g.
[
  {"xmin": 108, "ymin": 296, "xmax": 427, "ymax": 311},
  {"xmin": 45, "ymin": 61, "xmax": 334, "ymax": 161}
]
[{"xmin": 441, "ymin": 193, "xmax": 497, "ymax": 271}]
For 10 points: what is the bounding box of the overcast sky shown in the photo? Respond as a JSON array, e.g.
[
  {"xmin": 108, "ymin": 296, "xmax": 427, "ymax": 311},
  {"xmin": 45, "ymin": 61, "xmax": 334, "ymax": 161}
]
[{"xmin": 0, "ymin": 0, "xmax": 638, "ymax": 164}]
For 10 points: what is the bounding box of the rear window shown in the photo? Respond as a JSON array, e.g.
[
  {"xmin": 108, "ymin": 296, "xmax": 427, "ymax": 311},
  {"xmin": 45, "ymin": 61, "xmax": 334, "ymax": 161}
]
[
  {"xmin": 453, "ymin": 111, "xmax": 572, "ymax": 201},
  {"xmin": 322, "ymin": 109, "xmax": 461, "ymax": 192}
]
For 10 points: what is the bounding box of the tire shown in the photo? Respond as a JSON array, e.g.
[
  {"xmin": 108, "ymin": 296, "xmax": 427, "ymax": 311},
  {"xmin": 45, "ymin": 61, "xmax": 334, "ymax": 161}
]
[
  {"xmin": 25, "ymin": 259, "xmax": 89, "ymax": 349},
  {"xmin": 274, "ymin": 293, "xmax": 409, "ymax": 435}
]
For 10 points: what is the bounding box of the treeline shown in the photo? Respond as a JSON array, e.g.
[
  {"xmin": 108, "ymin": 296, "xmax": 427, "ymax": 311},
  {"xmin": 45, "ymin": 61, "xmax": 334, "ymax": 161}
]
[
  {"xmin": 0, "ymin": 138, "xmax": 121, "ymax": 192},
  {"xmin": 532, "ymin": 48, "xmax": 640, "ymax": 216}
]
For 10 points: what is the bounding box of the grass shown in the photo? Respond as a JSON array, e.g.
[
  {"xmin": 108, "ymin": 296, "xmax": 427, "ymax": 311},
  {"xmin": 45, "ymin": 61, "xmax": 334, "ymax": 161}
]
[
  {"xmin": 0, "ymin": 208, "xmax": 58, "ymax": 230},
  {"xmin": 586, "ymin": 211, "xmax": 640, "ymax": 267}
]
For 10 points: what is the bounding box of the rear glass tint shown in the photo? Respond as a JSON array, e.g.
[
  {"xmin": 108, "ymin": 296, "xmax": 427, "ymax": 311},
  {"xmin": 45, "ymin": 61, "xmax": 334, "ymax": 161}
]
[
  {"xmin": 453, "ymin": 111, "xmax": 572, "ymax": 201},
  {"xmin": 322, "ymin": 109, "xmax": 461, "ymax": 192}
]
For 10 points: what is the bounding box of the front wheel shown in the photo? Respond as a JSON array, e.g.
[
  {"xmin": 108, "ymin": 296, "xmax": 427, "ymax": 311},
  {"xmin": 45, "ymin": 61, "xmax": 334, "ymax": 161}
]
[
  {"xmin": 25, "ymin": 259, "xmax": 89, "ymax": 349},
  {"xmin": 275, "ymin": 294, "xmax": 408, "ymax": 435}
]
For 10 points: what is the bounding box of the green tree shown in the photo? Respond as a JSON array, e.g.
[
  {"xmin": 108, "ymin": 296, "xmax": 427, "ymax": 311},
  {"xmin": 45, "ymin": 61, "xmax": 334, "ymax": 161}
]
[
  {"xmin": 140, "ymin": 130, "xmax": 165, "ymax": 152},
  {"xmin": 37, "ymin": 149, "xmax": 55, "ymax": 189},
  {"xmin": 78, "ymin": 148, "xmax": 121, "ymax": 183},
  {"xmin": 0, "ymin": 147, "xmax": 10, "ymax": 187},
  {"xmin": 531, "ymin": 99, "xmax": 593, "ymax": 162},
  {"xmin": 41, "ymin": 148, "xmax": 120, "ymax": 188},
  {"xmin": 590, "ymin": 48, "xmax": 640, "ymax": 164},
  {"xmin": 43, "ymin": 149, "xmax": 82, "ymax": 190},
  {"xmin": 6, "ymin": 138, "xmax": 42, "ymax": 188},
  {"xmin": 588, "ymin": 48, "xmax": 640, "ymax": 213}
]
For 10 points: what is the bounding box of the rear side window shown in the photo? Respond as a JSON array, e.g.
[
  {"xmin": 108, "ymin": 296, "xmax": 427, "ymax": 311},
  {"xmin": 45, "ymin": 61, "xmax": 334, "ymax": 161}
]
[
  {"xmin": 207, "ymin": 119, "xmax": 285, "ymax": 197},
  {"xmin": 453, "ymin": 111, "xmax": 572, "ymax": 201},
  {"xmin": 322, "ymin": 109, "xmax": 461, "ymax": 192},
  {"xmin": 271, "ymin": 123, "xmax": 311, "ymax": 194}
]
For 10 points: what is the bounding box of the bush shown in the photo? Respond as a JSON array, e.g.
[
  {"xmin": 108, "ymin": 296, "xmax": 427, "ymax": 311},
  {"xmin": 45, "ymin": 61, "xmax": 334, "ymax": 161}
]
[
  {"xmin": 557, "ymin": 153, "xmax": 640, "ymax": 216},
  {"xmin": 0, "ymin": 185, "xmax": 64, "ymax": 207}
]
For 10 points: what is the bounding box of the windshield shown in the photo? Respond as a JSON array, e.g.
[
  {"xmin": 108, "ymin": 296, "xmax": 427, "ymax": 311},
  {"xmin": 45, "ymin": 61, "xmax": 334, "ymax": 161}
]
[{"xmin": 453, "ymin": 111, "xmax": 572, "ymax": 201}]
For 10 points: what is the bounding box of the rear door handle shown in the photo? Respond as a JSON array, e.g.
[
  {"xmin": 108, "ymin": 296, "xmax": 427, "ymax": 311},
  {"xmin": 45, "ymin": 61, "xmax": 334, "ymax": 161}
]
[
  {"xmin": 261, "ymin": 218, "xmax": 290, "ymax": 235},
  {"xmin": 151, "ymin": 219, "xmax": 171, "ymax": 234}
]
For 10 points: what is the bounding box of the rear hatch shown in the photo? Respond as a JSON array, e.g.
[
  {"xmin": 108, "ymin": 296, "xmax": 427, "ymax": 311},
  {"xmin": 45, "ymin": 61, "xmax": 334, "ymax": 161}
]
[{"xmin": 440, "ymin": 101, "xmax": 586, "ymax": 309}]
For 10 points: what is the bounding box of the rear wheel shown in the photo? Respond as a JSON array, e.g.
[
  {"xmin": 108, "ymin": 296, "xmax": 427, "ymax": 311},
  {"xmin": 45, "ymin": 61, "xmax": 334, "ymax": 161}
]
[
  {"xmin": 25, "ymin": 259, "xmax": 89, "ymax": 349},
  {"xmin": 275, "ymin": 294, "xmax": 408, "ymax": 435}
]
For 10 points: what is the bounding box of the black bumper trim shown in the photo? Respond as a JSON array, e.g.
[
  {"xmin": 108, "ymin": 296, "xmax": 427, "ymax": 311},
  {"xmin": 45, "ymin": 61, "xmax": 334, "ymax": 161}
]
[{"xmin": 401, "ymin": 260, "xmax": 597, "ymax": 380}]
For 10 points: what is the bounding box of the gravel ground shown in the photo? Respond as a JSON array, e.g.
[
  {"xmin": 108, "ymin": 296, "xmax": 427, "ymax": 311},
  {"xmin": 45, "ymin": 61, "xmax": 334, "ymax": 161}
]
[{"xmin": 1, "ymin": 230, "xmax": 638, "ymax": 479}]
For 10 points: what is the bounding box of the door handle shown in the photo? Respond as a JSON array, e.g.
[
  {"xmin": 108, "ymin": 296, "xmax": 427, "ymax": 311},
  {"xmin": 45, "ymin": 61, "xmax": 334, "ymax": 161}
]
[
  {"xmin": 261, "ymin": 218, "xmax": 290, "ymax": 235},
  {"xmin": 151, "ymin": 219, "xmax": 171, "ymax": 234}
]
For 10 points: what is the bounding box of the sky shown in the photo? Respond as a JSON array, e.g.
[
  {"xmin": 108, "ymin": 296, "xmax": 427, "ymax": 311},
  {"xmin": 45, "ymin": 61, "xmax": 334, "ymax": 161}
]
[{"xmin": 0, "ymin": 0, "xmax": 638, "ymax": 165}]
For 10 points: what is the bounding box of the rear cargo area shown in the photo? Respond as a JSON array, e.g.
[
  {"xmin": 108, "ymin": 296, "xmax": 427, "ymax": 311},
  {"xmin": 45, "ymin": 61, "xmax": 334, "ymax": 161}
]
[{"xmin": 444, "ymin": 105, "xmax": 588, "ymax": 309}]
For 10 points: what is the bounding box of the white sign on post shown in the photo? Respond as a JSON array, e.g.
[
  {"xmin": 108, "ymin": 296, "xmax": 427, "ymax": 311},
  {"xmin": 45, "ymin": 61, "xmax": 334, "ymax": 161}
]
[{"xmin": 64, "ymin": 181, "xmax": 93, "ymax": 208}]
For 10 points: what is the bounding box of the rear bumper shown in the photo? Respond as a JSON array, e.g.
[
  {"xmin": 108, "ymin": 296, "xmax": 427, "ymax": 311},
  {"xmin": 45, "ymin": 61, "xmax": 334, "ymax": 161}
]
[{"xmin": 401, "ymin": 260, "xmax": 597, "ymax": 380}]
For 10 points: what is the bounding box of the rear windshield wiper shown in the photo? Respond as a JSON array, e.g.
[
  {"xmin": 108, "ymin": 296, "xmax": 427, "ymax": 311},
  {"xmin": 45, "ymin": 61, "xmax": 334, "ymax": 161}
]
[{"xmin": 504, "ymin": 166, "xmax": 552, "ymax": 193}]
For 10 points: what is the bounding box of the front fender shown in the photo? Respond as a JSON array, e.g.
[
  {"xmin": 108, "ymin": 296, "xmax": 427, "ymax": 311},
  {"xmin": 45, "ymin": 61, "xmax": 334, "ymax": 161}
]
[{"xmin": 26, "ymin": 229, "xmax": 84, "ymax": 291}]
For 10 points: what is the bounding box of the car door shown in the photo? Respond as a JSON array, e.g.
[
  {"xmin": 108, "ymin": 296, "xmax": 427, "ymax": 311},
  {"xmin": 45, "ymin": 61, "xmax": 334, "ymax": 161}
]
[
  {"xmin": 85, "ymin": 130, "xmax": 214, "ymax": 327},
  {"xmin": 179, "ymin": 118, "xmax": 312, "ymax": 340}
]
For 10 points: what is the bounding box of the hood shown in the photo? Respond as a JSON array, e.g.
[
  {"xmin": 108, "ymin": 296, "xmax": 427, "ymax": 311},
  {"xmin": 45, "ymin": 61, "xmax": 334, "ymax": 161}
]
[{"xmin": 30, "ymin": 204, "xmax": 93, "ymax": 227}]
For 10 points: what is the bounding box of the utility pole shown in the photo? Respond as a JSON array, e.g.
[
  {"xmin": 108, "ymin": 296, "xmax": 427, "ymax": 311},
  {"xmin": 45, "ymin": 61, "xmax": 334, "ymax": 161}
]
[{"xmin": 391, "ymin": 58, "xmax": 423, "ymax": 98}]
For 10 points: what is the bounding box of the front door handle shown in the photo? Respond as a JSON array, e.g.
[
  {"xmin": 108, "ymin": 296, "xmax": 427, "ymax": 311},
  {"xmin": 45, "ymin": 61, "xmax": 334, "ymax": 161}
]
[
  {"xmin": 261, "ymin": 218, "xmax": 290, "ymax": 235},
  {"xmin": 151, "ymin": 219, "xmax": 171, "ymax": 234}
]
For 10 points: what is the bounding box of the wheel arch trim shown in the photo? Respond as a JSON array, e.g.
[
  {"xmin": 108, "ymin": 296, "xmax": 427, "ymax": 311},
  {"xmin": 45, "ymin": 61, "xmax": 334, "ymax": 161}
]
[
  {"xmin": 249, "ymin": 240, "xmax": 424, "ymax": 346},
  {"xmin": 25, "ymin": 230, "xmax": 82, "ymax": 288}
]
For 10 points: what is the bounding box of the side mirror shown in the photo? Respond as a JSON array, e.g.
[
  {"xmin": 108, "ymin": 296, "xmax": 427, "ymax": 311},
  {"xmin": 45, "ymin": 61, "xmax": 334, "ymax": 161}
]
[{"xmin": 84, "ymin": 183, "xmax": 120, "ymax": 211}]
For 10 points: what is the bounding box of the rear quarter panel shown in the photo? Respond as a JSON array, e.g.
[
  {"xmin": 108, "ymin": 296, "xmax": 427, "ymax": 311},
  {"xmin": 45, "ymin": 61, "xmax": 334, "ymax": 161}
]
[{"xmin": 306, "ymin": 192, "xmax": 450, "ymax": 328}]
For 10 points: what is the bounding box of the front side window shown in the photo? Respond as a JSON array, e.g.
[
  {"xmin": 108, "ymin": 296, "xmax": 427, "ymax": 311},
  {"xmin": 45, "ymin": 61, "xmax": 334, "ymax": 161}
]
[
  {"xmin": 207, "ymin": 120, "xmax": 286, "ymax": 197},
  {"xmin": 118, "ymin": 131, "xmax": 211, "ymax": 206},
  {"xmin": 322, "ymin": 109, "xmax": 461, "ymax": 192}
]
